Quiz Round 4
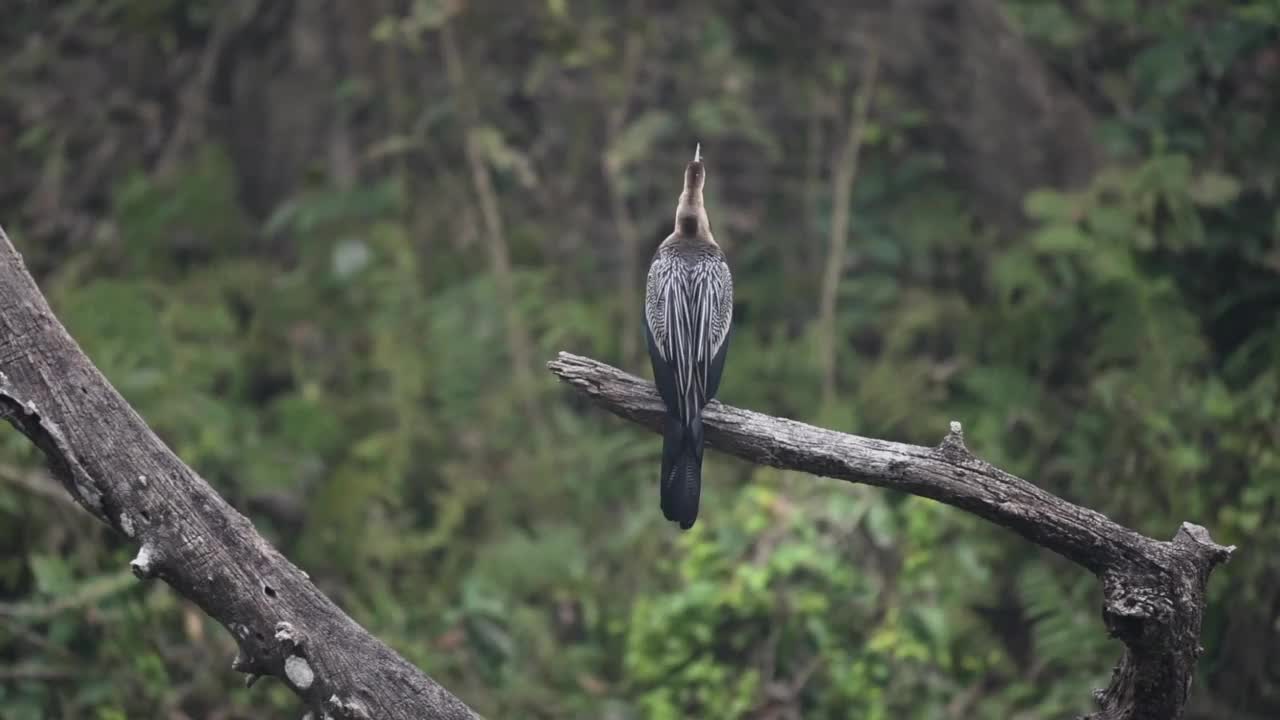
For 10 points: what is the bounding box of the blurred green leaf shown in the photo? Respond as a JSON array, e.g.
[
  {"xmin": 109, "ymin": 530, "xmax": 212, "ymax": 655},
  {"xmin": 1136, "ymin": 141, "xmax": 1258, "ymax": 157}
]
[{"xmin": 1189, "ymin": 172, "xmax": 1243, "ymax": 206}]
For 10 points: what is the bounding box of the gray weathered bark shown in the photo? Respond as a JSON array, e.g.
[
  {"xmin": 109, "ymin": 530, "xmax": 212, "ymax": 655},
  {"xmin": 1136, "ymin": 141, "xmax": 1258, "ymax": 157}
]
[
  {"xmin": 0, "ymin": 226, "xmax": 479, "ymax": 719},
  {"xmin": 548, "ymin": 351, "xmax": 1234, "ymax": 720}
]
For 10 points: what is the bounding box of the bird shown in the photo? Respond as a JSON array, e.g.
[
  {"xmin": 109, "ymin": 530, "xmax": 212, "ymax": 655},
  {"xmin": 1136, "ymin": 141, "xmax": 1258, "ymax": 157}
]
[{"xmin": 643, "ymin": 143, "xmax": 734, "ymax": 530}]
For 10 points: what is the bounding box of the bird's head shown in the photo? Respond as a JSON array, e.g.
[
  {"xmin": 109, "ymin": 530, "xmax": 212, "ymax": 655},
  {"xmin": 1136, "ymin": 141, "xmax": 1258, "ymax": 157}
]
[{"xmin": 675, "ymin": 143, "xmax": 713, "ymax": 240}]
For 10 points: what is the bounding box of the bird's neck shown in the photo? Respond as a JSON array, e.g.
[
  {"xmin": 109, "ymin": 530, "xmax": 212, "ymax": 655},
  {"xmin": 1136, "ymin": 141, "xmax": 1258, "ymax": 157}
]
[
  {"xmin": 675, "ymin": 207, "xmax": 712, "ymax": 241},
  {"xmin": 673, "ymin": 158, "xmax": 715, "ymax": 242},
  {"xmin": 675, "ymin": 196, "xmax": 713, "ymax": 242}
]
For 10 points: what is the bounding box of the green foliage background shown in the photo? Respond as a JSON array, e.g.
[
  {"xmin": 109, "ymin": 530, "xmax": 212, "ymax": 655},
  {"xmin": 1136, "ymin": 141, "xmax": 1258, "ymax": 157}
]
[{"xmin": 1, "ymin": 1, "xmax": 1278, "ymax": 718}]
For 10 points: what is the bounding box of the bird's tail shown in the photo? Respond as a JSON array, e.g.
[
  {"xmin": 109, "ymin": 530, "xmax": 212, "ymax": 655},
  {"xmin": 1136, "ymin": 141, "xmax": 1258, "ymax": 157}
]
[{"xmin": 660, "ymin": 413, "xmax": 704, "ymax": 530}]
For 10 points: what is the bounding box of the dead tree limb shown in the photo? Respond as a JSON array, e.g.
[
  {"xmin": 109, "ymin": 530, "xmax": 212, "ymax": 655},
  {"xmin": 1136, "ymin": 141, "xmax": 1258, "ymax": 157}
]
[
  {"xmin": 547, "ymin": 351, "xmax": 1234, "ymax": 720},
  {"xmin": 0, "ymin": 227, "xmax": 479, "ymax": 719}
]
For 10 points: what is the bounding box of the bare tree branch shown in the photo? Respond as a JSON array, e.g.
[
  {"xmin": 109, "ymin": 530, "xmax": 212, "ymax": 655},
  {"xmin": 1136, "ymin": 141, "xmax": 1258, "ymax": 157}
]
[
  {"xmin": 547, "ymin": 351, "xmax": 1235, "ymax": 720},
  {"xmin": 0, "ymin": 227, "xmax": 479, "ymax": 719}
]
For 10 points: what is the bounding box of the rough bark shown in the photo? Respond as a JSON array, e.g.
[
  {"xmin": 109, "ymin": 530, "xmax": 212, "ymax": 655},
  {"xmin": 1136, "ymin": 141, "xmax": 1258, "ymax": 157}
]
[
  {"xmin": 0, "ymin": 227, "xmax": 479, "ymax": 719},
  {"xmin": 547, "ymin": 351, "xmax": 1234, "ymax": 720}
]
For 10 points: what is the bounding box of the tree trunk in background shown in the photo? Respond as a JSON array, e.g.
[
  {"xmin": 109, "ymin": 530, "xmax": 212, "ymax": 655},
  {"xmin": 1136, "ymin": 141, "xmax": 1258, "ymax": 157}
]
[
  {"xmin": 880, "ymin": 0, "xmax": 1102, "ymax": 228},
  {"xmin": 219, "ymin": 1, "xmax": 389, "ymax": 215},
  {"xmin": 733, "ymin": 0, "xmax": 1103, "ymax": 230},
  {"xmin": 220, "ymin": 0, "xmax": 333, "ymax": 217}
]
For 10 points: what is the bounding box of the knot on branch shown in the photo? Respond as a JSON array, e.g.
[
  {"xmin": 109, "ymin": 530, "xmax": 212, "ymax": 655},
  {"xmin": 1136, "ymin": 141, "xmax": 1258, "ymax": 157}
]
[
  {"xmin": 325, "ymin": 694, "xmax": 372, "ymax": 720},
  {"xmin": 1100, "ymin": 575, "xmax": 1176, "ymax": 644},
  {"xmin": 935, "ymin": 420, "xmax": 972, "ymax": 460},
  {"xmin": 129, "ymin": 544, "xmax": 161, "ymax": 580},
  {"xmin": 285, "ymin": 655, "xmax": 316, "ymax": 691},
  {"xmin": 1173, "ymin": 522, "xmax": 1235, "ymax": 568},
  {"xmin": 229, "ymin": 620, "xmax": 310, "ymax": 690},
  {"xmin": 275, "ymin": 620, "xmax": 318, "ymax": 691},
  {"xmin": 275, "ymin": 621, "xmax": 306, "ymax": 652}
]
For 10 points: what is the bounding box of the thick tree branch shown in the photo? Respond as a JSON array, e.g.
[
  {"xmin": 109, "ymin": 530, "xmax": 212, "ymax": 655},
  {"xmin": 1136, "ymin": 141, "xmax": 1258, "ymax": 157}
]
[
  {"xmin": 548, "ymin": 351, "xmax": 1234, "ymax": 720},
  {"xmin": 0, "ymin": 227, "xmax": 479, "ymax": 719}
]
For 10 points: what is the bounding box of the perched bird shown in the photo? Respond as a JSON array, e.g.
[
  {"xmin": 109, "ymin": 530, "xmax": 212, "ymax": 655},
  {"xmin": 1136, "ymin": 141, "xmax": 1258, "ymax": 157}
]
[{"xmin": 643, "ymin": 144, "xmax": 734, "ymax": 530}]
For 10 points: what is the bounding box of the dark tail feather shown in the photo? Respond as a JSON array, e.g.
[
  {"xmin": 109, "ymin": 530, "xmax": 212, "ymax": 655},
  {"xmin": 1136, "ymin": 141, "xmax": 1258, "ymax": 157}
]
[
  {"xmin": 659, "ymin": 415, "xmax": 682, "ymax": 521},
  {"xmin": 660, "ymin": 414, "xmax": 704, "ymax": 530}
]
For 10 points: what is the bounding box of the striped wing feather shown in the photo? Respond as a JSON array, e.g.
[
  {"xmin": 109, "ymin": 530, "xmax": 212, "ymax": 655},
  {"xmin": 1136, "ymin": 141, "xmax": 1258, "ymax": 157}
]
[{"xmin": 644, "ymin": 247, "xmax": 733, "ymax": 423}]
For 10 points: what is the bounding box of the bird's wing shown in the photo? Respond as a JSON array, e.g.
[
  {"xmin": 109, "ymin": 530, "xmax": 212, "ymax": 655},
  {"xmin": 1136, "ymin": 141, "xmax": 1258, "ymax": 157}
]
[
  {"xmin": 644, "ymin": 252, "xmax": 680, "ymax": 413},
  {"xmin": 701, "ymin": 257, "xmax": 733, "ymax": 401},
  {"xmin": 644, "ymin": 252, "xmax": 733, "ymax": 425}
]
